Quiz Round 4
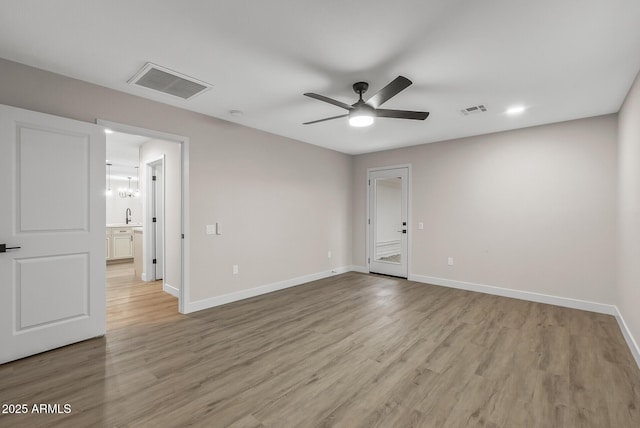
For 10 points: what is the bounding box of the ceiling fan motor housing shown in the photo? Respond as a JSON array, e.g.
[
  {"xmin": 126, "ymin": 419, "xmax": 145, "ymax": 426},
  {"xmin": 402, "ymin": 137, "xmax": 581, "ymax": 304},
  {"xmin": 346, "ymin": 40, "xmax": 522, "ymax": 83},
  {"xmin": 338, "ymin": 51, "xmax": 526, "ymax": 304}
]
[{"xmin": 353, "ymin": 82, "xmax": 369, "ymax": 96}]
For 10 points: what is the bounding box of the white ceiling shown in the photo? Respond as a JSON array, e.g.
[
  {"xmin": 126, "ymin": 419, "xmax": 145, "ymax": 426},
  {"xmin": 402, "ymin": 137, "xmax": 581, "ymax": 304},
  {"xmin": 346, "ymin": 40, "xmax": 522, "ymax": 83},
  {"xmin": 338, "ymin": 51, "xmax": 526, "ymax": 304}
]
[
  {"xmin": 1, "ymin": 0, "xmax": 639, "ymax": 155},
  {"xmin": 106, "ymin": 132, "xmax": 149, "ymax": 180}
]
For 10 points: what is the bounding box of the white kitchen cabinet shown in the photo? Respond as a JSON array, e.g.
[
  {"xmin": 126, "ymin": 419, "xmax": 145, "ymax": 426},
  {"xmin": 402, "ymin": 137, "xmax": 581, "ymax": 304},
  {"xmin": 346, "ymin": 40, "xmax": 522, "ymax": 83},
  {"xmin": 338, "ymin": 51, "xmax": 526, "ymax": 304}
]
[
  {"xmin": 106, "ymin": 229, "xmax": 112, "ymax": 260},
  {"xmin": 106, "ymin": 227, "xmax": 133, "ymax": 260},
  {"xmin": 133, "ymin": 228, "xmax": 143, "ymax": 278}
]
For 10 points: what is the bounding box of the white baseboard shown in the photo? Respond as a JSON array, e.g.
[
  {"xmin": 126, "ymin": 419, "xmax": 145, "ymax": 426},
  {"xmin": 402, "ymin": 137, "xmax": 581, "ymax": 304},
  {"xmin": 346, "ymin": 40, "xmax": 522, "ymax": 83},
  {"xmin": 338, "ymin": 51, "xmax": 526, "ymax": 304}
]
[
  {"xmin": 163, "ymin": 283, "xmax": 179, "ymax": 298},
  {"xmin": 141, "ymin": 272, "xmax": 148, "ymax": 282},
  {"xmin": 613, "ymin": 309, "xmax": 640, "ymax": 369},
  {"xmin": 184, "ymin": 266, "xmax": 352, "ymax": 314},
  {"xmin": 408, "ymin": 274, "xmax": 617, "ymax": 315},
  {"xmin": 349, "ymin": 265, "xmax": 369, "ymax": 273}
]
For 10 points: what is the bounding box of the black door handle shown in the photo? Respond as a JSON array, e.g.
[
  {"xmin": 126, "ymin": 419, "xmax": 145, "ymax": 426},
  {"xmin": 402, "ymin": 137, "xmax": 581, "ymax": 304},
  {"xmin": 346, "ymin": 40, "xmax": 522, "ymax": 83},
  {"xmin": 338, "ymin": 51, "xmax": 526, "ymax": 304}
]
[{"xmin": 0, "ymin": 244, "xmax": 21, "ymax": 253}]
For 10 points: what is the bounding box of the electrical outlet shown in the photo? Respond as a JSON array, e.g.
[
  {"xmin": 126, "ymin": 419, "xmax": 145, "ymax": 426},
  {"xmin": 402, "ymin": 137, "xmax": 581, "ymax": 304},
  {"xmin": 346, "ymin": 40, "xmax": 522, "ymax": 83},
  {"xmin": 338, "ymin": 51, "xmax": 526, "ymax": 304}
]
[
  {"xmin": 327, "ymin": 251, "xmax": 332, "ymax": 259},
  {"xmin": 447, "ymin": 257, "xmax": 454, "ymax": 266},
  {"xmin": 206, "ymin": 224, "xmax": 215, "ymax": 235},
  {"xmin": 232, "ymin": 265, "xmax": 238, "ymax": 275},
  {"xmin": 418, "ymin": 222, "xmax": 424, "ymax": 230}
]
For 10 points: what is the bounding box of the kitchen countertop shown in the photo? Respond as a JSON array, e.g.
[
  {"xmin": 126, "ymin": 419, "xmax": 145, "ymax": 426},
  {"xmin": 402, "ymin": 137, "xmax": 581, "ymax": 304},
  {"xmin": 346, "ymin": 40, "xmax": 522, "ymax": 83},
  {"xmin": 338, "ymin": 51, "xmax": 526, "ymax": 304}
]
[{"xmin": 106, "ymin": 223, "xmax": 142, "ymax": 228}]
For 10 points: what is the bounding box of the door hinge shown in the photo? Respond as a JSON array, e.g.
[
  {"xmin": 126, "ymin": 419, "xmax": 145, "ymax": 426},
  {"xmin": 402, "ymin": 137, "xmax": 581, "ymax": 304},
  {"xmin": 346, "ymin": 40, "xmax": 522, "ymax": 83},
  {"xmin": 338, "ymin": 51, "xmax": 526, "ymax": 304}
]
[
  {"xmin": 368, "ymin": 179, "xmax": 371, "ymax": 185},
  {"xmin": 152, "ymin": 217, "xmax": 156, "ymax": 223},
  {"xmin": 152, "ymin": 175, "xmax": 157, "ymax": 181},
  {"xmin": 368, "ymin": 257, "xmax": 370, "ymax": 264},
  {"xmin": 368, "ymin": 218, "xmax": 370, "ymax": 225},
  {"xmin": 181, "ymin": 234, "xmax": 184, "ymax": 239},
  {"xmin": 153, "ymin": 259, "xmax": 157, "ymax": 264}
]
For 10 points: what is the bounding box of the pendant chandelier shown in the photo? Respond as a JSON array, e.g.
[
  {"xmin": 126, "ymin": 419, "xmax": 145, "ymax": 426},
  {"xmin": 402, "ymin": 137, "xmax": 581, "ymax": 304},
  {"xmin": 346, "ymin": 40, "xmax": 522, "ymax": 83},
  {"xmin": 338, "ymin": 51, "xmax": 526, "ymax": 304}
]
[
  {"xmin": 105, "ymin": 162, "xmax": 113, "ymax": 196},
  {"xmin": 118, "ymin": 166, "xmax": 140, "ymax": 198}
]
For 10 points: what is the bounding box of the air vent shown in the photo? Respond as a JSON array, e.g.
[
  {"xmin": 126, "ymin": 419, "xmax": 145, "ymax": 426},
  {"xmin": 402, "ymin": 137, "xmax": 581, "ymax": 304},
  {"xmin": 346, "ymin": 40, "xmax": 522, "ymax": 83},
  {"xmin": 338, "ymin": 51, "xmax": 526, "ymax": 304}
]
[
  {"xmin": 460, "ymin": 104, "xmax": 488, "ymax": 116},
  {"xmin": 128, "ymin": 63, "xmax": 212, "ymax": 100}
]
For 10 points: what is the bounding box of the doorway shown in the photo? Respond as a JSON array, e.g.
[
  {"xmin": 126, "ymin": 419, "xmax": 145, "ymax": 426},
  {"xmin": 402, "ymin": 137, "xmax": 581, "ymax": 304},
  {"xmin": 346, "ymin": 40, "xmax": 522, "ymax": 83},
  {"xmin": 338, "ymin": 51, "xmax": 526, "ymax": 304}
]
[
  {"xmin": 368, "ymin": 166, "xmax": 410, "ymax": 278},
  {"xmin": 100, "ymin": 119, "xmax": 189, "ymax": 314}
]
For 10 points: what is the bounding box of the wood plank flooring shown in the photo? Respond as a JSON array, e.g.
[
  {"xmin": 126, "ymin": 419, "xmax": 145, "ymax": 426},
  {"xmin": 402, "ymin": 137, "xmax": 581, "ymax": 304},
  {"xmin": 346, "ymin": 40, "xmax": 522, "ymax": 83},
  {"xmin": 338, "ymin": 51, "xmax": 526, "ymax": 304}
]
[{"xmin": 1, "ymin": 265, "xmax": 639, "ymax": 427}]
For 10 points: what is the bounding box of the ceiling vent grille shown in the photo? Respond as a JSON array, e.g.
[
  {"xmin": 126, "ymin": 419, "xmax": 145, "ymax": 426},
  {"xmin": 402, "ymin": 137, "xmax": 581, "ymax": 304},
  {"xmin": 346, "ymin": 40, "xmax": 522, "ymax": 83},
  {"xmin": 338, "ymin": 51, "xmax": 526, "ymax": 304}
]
[
  {"xmin": 128, "ymin": 63, "xmax": 212, "ymax": 100},
  {"xmin": 460, "ymin": 104, "xmax": 487, "ymax": 116}
]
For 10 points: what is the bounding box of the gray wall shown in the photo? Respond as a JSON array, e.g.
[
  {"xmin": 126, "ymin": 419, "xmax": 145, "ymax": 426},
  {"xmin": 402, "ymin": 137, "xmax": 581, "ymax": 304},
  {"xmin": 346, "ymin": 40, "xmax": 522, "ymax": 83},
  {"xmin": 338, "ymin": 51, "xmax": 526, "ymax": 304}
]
[
  {"xmin": 353, "ymin": 115, "xmax": 618, "ymax": 304},
  {"xmin": 618, "ymin": 70, "xmax": 640, "ymax": 349}
]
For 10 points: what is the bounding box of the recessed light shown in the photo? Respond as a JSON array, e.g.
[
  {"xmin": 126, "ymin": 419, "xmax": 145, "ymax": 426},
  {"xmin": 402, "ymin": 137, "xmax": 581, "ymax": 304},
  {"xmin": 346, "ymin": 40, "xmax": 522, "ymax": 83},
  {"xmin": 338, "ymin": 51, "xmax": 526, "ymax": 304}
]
[
  {"xmin": 506, "ymin": 106, "xmax": 526, "ymax": 115},
  {"xmin": 104, "ymin": 128, "xmax": 114, "ymax": 134}
]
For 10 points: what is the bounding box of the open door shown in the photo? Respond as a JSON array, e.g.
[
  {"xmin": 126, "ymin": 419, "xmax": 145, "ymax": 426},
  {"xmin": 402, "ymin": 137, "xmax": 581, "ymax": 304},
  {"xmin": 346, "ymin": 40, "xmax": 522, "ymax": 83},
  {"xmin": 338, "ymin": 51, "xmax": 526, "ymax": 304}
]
[
  {"xmin": 151, "ymin": 162, "xmax": 164, "ymax": 281},
  {"xmin": 0, "ymin": 104, "xmax": 105, "ymax": 364},
  {"xmin": 369, "ymin": 167, "xmax": 409, "ymax": 278}
]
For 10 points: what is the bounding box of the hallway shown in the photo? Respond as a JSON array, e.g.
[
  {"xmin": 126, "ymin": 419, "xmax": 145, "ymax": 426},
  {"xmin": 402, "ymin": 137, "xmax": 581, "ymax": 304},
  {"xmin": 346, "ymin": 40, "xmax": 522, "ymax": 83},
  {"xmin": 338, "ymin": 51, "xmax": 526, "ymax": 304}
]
[{"xmin": 106, "ymin": 262, "xmax": 181, "ymax": 331}]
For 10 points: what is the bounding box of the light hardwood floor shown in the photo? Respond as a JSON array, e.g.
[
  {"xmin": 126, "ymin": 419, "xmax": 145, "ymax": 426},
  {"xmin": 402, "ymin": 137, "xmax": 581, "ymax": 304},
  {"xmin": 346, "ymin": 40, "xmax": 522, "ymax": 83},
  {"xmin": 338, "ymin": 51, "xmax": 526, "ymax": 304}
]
[{"xmin": 1, "ymin": 264, "xmax": 639, "ymax": 427}]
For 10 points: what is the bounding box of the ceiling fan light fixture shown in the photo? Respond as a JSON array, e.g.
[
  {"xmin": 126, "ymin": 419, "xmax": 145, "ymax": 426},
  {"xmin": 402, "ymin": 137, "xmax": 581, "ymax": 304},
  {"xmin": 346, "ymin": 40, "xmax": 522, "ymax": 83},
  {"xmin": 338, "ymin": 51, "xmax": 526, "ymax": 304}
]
[
  {"xmin": 303, "ymin": 76, "xmax": 428, "ymax": 126},
  {"xmin": 349, "ymin": 104, "xmax": 375, "ymax": 127},
  {"xmin": 349, "ymin": 114, "xmax": 374, "ymax": 127}
]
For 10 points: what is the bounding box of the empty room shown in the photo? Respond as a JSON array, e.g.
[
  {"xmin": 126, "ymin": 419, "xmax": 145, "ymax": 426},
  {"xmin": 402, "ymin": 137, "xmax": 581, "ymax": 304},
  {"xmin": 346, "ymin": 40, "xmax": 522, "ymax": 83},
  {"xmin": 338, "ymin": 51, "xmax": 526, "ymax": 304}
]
[{"xmin": 0, "ymin": 1, "xmax": 639, "ymax": 427}]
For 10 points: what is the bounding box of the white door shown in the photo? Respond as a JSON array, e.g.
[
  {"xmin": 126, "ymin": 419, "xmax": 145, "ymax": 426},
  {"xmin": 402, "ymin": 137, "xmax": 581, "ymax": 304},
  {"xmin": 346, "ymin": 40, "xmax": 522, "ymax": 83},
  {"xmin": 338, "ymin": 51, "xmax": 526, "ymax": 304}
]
[
  {"xmin": 0, "ymin": 104, "xmax": 105, "ymax": 364},
  {"xmin": 150, "ymin": 163, "xmax": 164, "ymax": 281},
  {"xmin": 155, "ymin": 165, "xmax": 164, "ymax": 280},
  {"xmin": 369, "ymin": 167, "xmax": 409, "ymax": 278}
]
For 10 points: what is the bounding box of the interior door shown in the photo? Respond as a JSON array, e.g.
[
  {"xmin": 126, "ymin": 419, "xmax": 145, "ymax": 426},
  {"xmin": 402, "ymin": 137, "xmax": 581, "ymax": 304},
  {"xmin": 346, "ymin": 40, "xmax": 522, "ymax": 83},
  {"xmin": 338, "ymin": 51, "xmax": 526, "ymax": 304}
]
[
  {"xmin": 0, "ymin": 104, "xmax": 105, "ymax": 364},
  {"xmin": 154, "ymin": 164, "xmax": 164, "ymax": 280},
  {"xmin": 369, "ymin": 167, "xmax": 409, "ymax": 278}
]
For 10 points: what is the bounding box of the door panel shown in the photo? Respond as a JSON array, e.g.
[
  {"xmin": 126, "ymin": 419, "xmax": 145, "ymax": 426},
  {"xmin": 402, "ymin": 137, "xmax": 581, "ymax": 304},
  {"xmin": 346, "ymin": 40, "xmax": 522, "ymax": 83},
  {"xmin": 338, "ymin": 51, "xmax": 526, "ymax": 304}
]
[
  {"xmin": 369, "ymin": 167, "xmax": 409, "ymax": 278},
  {"xmin": 0, "ymin": 104, "xmax": 105, "ymax": 364},
  {"xmin": 18, "ymin": 126, "xmax": 89, "ymax": 232},
  {"xmin": 17, "ymin": 254, "xmax": 89, "ymax": 330}
]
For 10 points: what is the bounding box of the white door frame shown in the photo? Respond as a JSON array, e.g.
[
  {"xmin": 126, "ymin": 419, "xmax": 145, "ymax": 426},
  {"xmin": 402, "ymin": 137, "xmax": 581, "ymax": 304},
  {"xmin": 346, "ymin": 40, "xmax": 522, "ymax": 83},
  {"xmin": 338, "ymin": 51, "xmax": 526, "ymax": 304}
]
[
  {"xmin": 146, "ymin": 156, "xmax": 165, "ymax": 283},
  {"xmin": 366, "ymin": 164, "xmax": 412, "ymax": 278},
  {"xmin": 97, "ymin": 119, "xmax": 189, "ymax": 314}
]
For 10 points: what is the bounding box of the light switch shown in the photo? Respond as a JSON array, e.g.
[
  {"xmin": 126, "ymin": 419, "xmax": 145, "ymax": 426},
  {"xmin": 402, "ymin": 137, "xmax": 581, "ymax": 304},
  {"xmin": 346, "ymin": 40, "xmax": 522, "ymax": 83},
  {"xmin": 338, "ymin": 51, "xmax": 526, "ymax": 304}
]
[
  {"xmin": 215, "ymin": 222, "xmax": 221, "ymax": 235},
  {"xmin": 206, "ymin": 224, "xmax": 215, "ymax": 235},
  {"xmin": 418, "ymin": 222, "xmax": 424, "ymax": 230}
]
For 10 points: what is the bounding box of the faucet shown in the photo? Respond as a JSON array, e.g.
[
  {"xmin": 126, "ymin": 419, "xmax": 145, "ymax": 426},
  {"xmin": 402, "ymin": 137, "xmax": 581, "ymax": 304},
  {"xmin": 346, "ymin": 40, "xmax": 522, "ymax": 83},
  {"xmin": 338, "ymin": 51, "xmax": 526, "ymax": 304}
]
[{"xmin": 126, "ymin": 208, "xmax": 132, "ymax": 225}]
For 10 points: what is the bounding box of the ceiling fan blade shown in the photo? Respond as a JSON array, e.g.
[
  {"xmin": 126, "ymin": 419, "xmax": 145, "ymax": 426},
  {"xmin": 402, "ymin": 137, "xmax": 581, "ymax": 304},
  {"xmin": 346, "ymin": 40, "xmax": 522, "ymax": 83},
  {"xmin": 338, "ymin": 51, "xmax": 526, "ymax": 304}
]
[
  {"xmin": 303, "ymin": 114, "xmax": 349, "ymax": 125},
  {"xmin": 304, "ymin": 93, "xmax": 354, "ymax": 110},
  {"xmin": 375, "ymin": 109, "xmax": 430, "ymax": 120},
  {"xmin": 366, "ymin": 76, "xmax": 413, "ymax": 108}
]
